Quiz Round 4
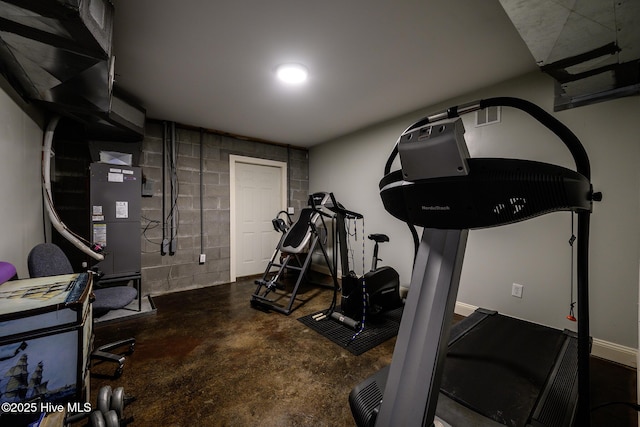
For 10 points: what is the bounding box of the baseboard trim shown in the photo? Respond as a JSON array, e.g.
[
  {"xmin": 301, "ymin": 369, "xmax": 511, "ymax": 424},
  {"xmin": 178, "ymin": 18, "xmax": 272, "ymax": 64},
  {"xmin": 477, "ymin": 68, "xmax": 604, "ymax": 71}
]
[
  {"xmin": 454, "ymin": 301, "xmax": 478, "ymax": 318},
  {"xmin": 454, "ymin": 302, "xmax": 637, "ymax": 368},
  {"xmin": 591, "ymin": 338, "xmax": 637, "ymax": 368}
]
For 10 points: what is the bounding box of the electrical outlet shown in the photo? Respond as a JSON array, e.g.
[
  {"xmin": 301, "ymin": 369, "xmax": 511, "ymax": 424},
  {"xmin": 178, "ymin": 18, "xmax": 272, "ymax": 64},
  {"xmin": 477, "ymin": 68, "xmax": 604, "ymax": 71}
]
[
  {"xmin": 287, "ymin": 207, "xmax": 295, "ymax": 214},
  {"xmin": 512, "ymin": 283, "xmax": 524, "ymax": 298},
  {"xmin": 199, "ymin": 253, "xmax": 206, "ymax": 264}
]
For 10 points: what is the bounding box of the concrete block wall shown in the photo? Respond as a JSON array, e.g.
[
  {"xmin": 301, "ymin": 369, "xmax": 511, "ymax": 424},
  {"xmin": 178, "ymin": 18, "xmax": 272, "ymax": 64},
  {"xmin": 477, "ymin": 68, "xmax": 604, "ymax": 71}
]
[{"xmin": 139, "ymin": 121, "xmax": 309, "ymax": 296}]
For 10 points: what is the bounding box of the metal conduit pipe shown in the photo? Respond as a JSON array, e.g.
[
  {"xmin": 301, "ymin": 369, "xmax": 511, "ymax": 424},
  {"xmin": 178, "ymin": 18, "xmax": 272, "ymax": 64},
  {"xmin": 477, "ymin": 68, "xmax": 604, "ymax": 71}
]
[
  {"xmin": 169, "ymin": 122, "xmax": 177, "ymax": 255},
  {"xmin": 200, "ymin": 128, "xmax": 204, "ymax": 260},
  {"xmin": 161, "ymin": 121, "xmax": 167, "ymax": 255}
]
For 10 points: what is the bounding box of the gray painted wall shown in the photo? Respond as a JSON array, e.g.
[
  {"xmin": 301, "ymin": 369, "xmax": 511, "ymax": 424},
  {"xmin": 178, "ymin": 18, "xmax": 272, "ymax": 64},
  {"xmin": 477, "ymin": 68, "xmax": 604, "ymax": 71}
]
[{"xmin": 309, "ymin": 72, "xmax": 640, "ymax": 349}]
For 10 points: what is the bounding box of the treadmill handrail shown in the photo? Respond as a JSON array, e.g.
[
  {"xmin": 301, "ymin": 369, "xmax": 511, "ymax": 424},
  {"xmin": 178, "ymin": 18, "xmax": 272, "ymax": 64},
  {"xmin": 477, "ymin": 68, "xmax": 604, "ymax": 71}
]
[
  {"xmin": 384, "ymin": 97, "xmax": 590, "ymax": 180},
  {"xmin": 325, "ymin": 192, "xmax": 364, "ymax": 219}
]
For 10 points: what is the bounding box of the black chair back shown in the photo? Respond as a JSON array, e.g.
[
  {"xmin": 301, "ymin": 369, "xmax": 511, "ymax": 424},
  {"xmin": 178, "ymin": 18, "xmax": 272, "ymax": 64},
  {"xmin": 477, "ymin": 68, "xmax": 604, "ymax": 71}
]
[{"xmin": 28, "ymin": 243, "xmax": 74, "ymax": 277}]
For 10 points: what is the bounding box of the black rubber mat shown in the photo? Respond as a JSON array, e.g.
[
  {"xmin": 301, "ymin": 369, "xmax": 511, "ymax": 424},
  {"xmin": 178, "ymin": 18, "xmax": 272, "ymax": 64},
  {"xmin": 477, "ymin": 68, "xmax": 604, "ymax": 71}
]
[
  {"xmin": 298, "ymin": 307, "xmax": 403, "ymax": 355},
  {"xmin": 440, "ymin": 313, "xmax": 566, "ymax": 426}
]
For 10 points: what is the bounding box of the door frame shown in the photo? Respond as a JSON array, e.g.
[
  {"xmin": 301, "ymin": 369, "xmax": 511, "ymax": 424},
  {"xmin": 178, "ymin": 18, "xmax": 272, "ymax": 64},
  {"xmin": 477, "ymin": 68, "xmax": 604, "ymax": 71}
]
[{"xmin": 229, "ymin": 155, "xmax": 287, "ymax": 282}]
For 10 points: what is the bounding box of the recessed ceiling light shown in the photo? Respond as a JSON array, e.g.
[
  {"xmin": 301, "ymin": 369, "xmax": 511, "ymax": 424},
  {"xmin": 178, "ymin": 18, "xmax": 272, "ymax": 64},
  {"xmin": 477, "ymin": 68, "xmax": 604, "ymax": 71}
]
[{"xmin": 276, "ymin": 63, "xmax": 308, "ymax": 85}]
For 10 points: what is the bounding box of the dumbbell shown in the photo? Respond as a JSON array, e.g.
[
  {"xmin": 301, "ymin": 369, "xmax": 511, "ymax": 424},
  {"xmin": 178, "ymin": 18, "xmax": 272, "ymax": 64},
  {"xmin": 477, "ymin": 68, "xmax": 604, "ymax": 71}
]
[
  {"xmin": 88, "ymin": 409, "xmax": 119, "ymax": 427},
  {"xmin": 88, "ymin": 386, "xmax": 134, "ymax": 427}
]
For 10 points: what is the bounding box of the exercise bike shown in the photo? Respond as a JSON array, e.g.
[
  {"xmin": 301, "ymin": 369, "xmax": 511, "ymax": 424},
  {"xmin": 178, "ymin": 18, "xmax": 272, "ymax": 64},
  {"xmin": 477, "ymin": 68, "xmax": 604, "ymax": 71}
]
[
  {"xmin": 365, "ymin": 233, "xmax": 403, "ymax": 315},
  {"xmin": 323, "ymin": 193, "xmax": 402, "ymax": 330}
]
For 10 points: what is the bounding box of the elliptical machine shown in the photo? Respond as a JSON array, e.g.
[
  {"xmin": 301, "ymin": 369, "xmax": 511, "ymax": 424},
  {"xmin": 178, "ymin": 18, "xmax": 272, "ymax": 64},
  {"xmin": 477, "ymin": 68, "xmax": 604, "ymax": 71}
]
[{"xmin": 323, "ymin": 193, "xmax": 403, "ymax": 330}]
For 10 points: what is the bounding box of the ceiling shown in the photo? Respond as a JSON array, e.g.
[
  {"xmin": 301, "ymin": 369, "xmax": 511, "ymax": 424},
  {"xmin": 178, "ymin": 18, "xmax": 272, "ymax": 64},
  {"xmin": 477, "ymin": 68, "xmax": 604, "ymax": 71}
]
[{"xmin": 110, "ymin": 0, "xmax": 538, "ymax": 147}]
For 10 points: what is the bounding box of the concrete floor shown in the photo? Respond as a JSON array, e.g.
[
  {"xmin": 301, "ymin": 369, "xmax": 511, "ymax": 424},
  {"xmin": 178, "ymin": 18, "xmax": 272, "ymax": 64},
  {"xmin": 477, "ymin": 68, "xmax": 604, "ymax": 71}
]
[
  {"xmin": 90, "ymin": 278, "xmax": 394, "ymax": 426},
  {"xmin": 89, "ymin": 277, "xmax": 637, "ymax": 426}
]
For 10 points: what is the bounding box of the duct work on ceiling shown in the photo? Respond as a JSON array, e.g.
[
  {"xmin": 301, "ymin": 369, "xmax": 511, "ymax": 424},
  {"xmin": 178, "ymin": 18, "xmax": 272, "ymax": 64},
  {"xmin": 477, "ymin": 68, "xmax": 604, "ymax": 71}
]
[
  {"xmin": 499, "ymin": 0, "xmax": 640, "ymax": 111},
  {"xmin": 0, "ymin": 0, "xmax": 145, "ymax": 140}
]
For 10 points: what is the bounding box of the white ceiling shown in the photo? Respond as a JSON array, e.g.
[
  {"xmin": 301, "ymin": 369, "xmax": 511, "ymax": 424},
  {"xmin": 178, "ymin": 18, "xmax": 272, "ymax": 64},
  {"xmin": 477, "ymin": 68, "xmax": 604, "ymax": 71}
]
[{"xmin": 111, "ymin": 0, "xmax": 537, "ymax": 147}]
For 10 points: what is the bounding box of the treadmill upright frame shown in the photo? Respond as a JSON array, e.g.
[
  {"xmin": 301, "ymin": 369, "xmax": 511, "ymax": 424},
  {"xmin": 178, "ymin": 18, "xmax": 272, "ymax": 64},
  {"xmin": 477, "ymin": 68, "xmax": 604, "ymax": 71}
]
[{"xmin": 375, "ymin": 228, "xmax": 468, "ymax": 426}]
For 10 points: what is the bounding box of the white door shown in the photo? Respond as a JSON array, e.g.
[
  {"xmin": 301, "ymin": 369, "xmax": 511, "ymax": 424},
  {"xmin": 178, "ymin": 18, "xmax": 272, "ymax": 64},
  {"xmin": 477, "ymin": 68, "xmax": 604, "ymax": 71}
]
[{"xmin": 230, "ymin": 156, "xmax": 287, "ymax": 280}]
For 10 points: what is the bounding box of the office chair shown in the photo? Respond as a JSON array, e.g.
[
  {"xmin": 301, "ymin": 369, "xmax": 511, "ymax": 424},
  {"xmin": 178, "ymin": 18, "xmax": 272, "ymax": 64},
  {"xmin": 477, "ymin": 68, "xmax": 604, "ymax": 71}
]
[{"xmin": 27, "ymin": 243, "xmax": 137, "ymax": 378}]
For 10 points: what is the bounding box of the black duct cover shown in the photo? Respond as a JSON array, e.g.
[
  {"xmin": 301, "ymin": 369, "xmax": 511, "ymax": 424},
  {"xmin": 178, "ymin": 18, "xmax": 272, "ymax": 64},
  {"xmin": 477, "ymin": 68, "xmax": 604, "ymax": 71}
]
[
  {"xmin": 0, "ymin": 0, "xmax": 114, "ymax": 114},
  {"xmin": 0, "ymin": 0, "xmax": 146, "ymax": 139}
]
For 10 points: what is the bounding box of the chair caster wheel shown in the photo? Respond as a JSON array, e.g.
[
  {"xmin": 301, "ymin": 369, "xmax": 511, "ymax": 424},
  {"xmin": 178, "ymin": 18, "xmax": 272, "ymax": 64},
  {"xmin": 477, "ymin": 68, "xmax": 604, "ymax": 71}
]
[{"xmin": 114, "ymin": 366, "xmax": 123, "ymax": 378}]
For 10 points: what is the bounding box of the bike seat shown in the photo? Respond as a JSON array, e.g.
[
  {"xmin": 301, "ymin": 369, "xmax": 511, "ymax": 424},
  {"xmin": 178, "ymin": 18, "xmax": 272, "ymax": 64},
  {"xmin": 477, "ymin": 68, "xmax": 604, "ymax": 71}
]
[{"xmin": 368, "ymin": 233, "xmax": 389, "ymax": 243}]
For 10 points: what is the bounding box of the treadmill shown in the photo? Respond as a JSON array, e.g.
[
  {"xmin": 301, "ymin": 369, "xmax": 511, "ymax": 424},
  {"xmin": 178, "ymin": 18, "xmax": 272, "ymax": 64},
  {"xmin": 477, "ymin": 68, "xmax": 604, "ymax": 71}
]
[{"xmin": 348, "ymin": 97, "xmax": 600, "ymax": 427}]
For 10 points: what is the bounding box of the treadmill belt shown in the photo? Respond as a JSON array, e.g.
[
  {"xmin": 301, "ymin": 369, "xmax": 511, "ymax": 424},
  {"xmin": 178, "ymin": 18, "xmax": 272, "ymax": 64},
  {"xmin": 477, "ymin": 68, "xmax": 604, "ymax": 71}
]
[{"xmin": 440, "ymin": 313, "xmax": 566, "ymax": 427}]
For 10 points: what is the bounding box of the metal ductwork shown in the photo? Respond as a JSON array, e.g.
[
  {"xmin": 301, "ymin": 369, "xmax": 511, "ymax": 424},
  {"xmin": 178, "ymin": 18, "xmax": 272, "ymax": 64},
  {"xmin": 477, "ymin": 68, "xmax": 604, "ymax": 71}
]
[
  {"xmin": 499, "ymin": 0, "xmax": 640, "ymax": 111},
  {"xmin": 0, "ymin": 0, "xmax": 145, "ymax": 139}
]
